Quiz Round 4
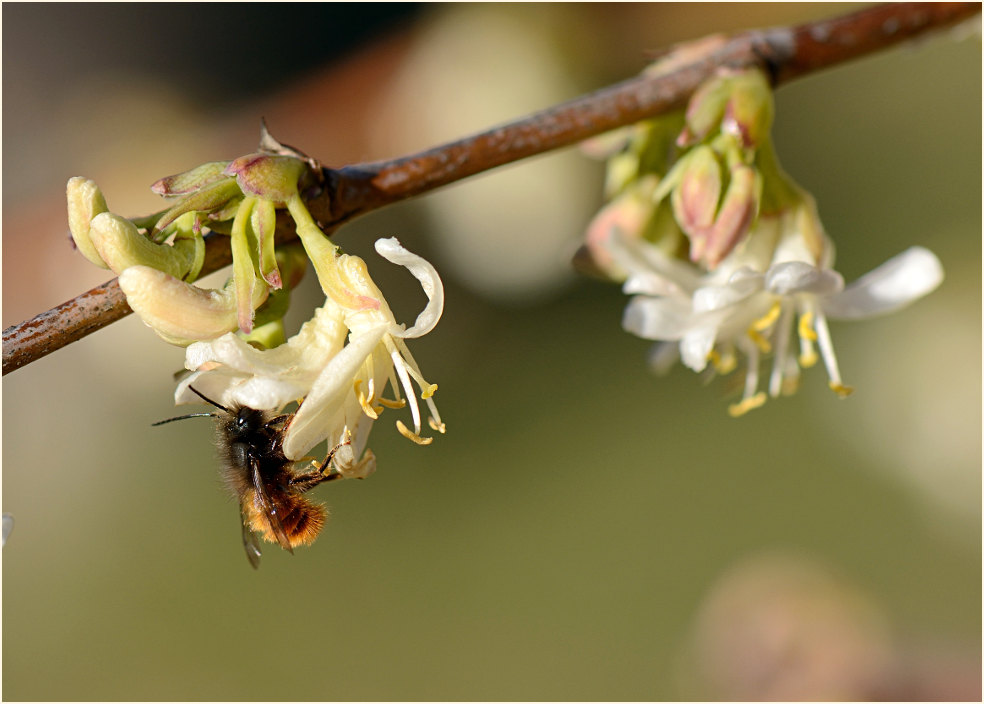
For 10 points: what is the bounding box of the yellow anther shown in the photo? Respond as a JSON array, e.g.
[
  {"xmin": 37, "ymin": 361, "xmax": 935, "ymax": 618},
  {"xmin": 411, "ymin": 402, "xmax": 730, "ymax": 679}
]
[
  {"xmin": 829, "ymin": 381, "xmax": 855, "ymax": 398},
  {"xmin": 752, "ymin": 302, "xmax": 782, "ymax": 331},
  {"xmin": 747, "ymin": 328, "xmax": 772, "ymax": 354},
  {"xmin": 428, "ymin": 417, "xmax": 447, "ymax": 434},
  {"xmin": 798, "ymin": 311, "xmax": 818, "ymax": 341},
  {"xmin": 780, "ymin": 376, "xmax": 800, "ymax": 396},
  {"xmin": 396, "ymin": 420, "xmax": 433, "ymax": 445},
  {"xmin": 798, "ymin": 350, "xmax": 819, "ymax": 368},
  {"xmin": 727, "ymin": 391, "xmax": 767, "ymax": 417},
  {"xmin": 421, "ymin": 383, "xmax": 438, "ymax": 399},
  {"xmin": 708, "ymin": 348, "xmax": 737, "ymax": 375},
  {"xmin": 354, "ymin": 380, "xmax": 379, "ymax": 420},
  {"xmin": 378, "ymin": 397, "xmax": 407, "ymax": 409}
]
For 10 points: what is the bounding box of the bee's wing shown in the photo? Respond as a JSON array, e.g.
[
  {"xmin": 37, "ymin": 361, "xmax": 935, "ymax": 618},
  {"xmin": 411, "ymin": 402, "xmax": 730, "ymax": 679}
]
[
  {"xmin": 250, "ymin": 458, "xmax": 295, "ymax": 554},
  {"xmin": 240, "ymin": 505, "xmax": 263, "ymax": 570}
]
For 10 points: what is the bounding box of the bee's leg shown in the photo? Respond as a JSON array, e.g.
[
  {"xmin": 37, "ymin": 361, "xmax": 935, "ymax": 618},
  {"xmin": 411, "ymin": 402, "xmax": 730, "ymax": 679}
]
[
  {"xmin": 289, "ymin": 438, "xmax": 354, "ymax": 493},
  {"xmin": 315, "ymin": 438, "xmax": 352, "ymax": 475},
  {"xmin": 265, "ymin": 414, "xmax": 291, "ymax": 429},
  {"xmin": 289, "ymin": 470, "xmax": 342, "ymax": 493}
]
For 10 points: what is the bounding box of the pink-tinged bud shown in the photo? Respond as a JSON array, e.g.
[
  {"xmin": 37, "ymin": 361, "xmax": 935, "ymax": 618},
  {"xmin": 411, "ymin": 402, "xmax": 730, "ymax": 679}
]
[
  {"xmin": 720, "ymin": 70, "xmax": 774, "ymax": 149},
  {"xmin": 224, "ymin": 153, "xmax": 306, "ymax": 204},
  {"xmin": 119, "ymin": 266, "xmax": 269, "ymax": 345},
  {"xmin": 671, "ymin": 146, "xmax": 722, "ymax": 239},
  {"xmin": 151, "ymin": 161, "xmax": 231, "ymax": 196},
  {"xmin": 66, "ymin": 177, "xmax": 110, "ymax": 268},
  {"xmin": 583, "ymin": 180, "xmax": 658, "ymax": 280},
  {"xmin": 251, "ymin": 198, "xmax": 282, "ymax": 288},
  {"xmin": 697, "ymin": 165, "xmax": 760, "ymax": 269}
]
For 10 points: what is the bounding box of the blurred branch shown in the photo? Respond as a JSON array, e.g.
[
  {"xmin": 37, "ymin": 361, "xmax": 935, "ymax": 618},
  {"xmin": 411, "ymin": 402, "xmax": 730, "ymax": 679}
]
[{"xmin": 3, "ymin": 1, "xmax": 978, "ymax": 375}]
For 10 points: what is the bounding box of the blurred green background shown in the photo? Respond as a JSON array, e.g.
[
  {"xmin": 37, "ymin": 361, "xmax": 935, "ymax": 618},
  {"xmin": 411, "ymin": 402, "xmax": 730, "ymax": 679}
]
[{"xmin": 3, "ymin": 3, "xmax": 980, "ymax": 700}]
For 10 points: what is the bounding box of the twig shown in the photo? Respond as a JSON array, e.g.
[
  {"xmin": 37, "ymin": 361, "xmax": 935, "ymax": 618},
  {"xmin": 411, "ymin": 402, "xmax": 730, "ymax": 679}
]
[{"xmin": 3, "ymin": 2, "xmax": 977, "ymax": 375}]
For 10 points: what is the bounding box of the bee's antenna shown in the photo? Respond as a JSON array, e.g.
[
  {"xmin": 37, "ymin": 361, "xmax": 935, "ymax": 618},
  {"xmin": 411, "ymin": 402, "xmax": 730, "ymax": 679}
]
[
  {"xmin": 151, "ymin": 413, "xmax": 216, "ymax": 427},
  {"xmin": 188, "ymin": 385, "xmax": 231, "ymax": 413},
  {"xmin": 152, "ymin": 386, "xmax": 230, "ymax": 426}
]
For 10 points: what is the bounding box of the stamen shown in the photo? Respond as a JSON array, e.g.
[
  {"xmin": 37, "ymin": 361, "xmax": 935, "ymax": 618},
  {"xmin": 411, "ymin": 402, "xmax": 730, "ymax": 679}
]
[
  {"xmin": 396, "ymin": 420, "xmax": 433, "ymax": 445},
  {"xmin": 747, "ymin": 301, "xmax": 781, "ymax": 354},
  {"xmin": 421, "ymin": 383, "xmax": 438, "ymax": 399},
  {"xmin": 747, "ymin": 327, "xmax": 772, "ymax": 354},
  {"xmin": 387, "ymin": 342, "xmax": 422, "ymax": 434},
  {"xmin": 797, "ymin": 309, "xmax": 819, "ymax": 367},
  {"xmin": 798, "ymin": 311, "xmax": 818, "ymax": 341},
  {"xmin": 812, "ymin": 310, "xmax": 851, "ymax": 394},
  {"xmin": 708, "ymin": 348, "xmax": 737, "ymax": 375},
  {"xmin": 768, "ymin": 303, "xmax": 793, "ymax": 398},
  {"xmin": 428, "ymin": 417, "xmax": 447, "ymax": 433},
  {"xmin": 354, "ymin": 380, "xmax": 379, "ymax": 420},
  {"xmin": 728, "ymin": 391, "xmax": 767, "ymax": 417},
  {"xmin": 378, "ymin": 397, "xmax": 407, "ymax": 409},
  {"xmin": 752, "ymin": 301, "xmax": 782, "ymax": 331}
]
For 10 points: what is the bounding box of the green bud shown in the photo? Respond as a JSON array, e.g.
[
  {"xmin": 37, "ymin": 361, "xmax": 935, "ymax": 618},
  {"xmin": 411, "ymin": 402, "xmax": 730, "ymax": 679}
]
[
  {"xmin": 721, "ymin": 70, "xmax": 774, "ymax": 149},
  {"xmin": 151, "ymin": 161, "xmax": 231, "ymax": 197},
  {"xmin": 679, "ymin": 71, "xmax": 733, "ymax": 147},
  {"xmin": 88, "ymin": 211, "xmax": 199, "ymax": 279},
  {"xmin": 153, "ymin": 176, "xmax": 242, "ymax": 236}
]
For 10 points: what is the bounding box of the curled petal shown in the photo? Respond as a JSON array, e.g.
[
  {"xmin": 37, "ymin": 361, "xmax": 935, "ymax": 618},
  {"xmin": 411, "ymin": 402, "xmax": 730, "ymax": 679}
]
[
  {"xmin": 374, "ymin": 238, "xmax": 445, "ymax": 338},
  {"xmin": 66, "ymin": 177, "xmax": 110, "ymax": 268},
  {"xmin": 119, "ymin": 266, "xmax": 268, "ymax": 345},
  {"xmin": 822, "ymin": 247, "xmax": 944, "ymax": 320}
]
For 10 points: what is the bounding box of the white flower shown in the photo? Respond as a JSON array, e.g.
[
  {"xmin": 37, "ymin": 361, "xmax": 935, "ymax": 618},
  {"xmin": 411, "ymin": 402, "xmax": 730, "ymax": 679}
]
[
  {"xmin": 176, "ymin": 237, "xmax": 445, "ymax": 469},
  {"xmin": 612, "ymin": 229, "xmax": 944, "ymax": 415}
]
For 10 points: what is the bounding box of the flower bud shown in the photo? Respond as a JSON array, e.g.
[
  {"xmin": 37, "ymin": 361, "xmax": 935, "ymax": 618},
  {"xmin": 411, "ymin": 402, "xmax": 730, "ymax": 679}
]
[
  {"xmin": 225, "ymin": 153, "xmax": 306, "ymax": 204},
  {"xmin": 698, "ymin": 164, "xmax": 760, "ymax": 269},
  {"xmin": 721, "ymin": 70, "xmax": 774, "ymax": 149},
  {"xmin": 66, "ymin": 177, "xmax": 110, "ymax": 268},
  {"xmin": 119, "ymin": 265, "xmax": 269, "ymax": 345},
  {"xmin": 151, "ymin": 161, "xmax": 231, "ymax": 197},
  {"xmin": 679, "ymin": 71, "xmax": 733, "ymax": 147},
  {"xmin": 89, "ymin": 211, "xmax": 200, "ymax": 279},
  {"xmin": 671, "ymin": 145, "xmax": 723, "ymax": 235}
]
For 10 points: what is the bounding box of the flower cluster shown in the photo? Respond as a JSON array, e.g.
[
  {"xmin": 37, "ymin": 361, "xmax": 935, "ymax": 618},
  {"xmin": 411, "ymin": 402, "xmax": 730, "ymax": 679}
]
[
  {"xmin": 67, "ymin": 127, "xmax": 445, "ymax": 471},
  {"xmin": 583, "ymin": 66, "xmax": 943, "ymax": 416}
]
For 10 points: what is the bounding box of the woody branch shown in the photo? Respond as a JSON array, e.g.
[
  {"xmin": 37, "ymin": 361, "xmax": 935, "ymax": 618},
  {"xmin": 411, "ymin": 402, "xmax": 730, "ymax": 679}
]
[{"xmin": 2, "ymin": 1, "xmax": 978, "ymax": 375}]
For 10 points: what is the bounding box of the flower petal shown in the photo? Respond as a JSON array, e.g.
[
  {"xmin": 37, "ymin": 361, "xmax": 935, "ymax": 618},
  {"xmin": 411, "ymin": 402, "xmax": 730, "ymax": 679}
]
[
  {"xmin": 822, "ymin": 247, "xmax": 944, "ymax": 320},
  {"xmin": 283, "ymin": 323, "xmax": 390, "ymax": 459},
  {"xmin": 765, "ymin": 261, "xmax": 843, "ymax": 297},
  {"xmin": 374, "ymin": 238, "xmax": 445, "ymax": 338},
  {"xmin": 623, "ymin": 296, "xmax": 694, "ymax": 341}
]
